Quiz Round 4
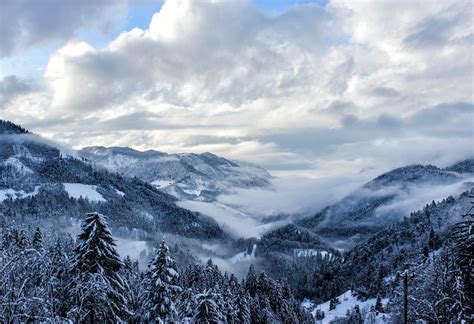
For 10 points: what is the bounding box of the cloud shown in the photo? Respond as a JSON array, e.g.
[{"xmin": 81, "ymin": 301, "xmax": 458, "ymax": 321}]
[
  {"xmin": 1, "ymin": 0, "xmax": 472, "ymax": 177},
  {"xmin": 0, "ymin": 0, "xmax": 127, "ymax": 57},
  {"xmin": 0, "ymin": 75, "xmax": 36, "ymax": 107},
  {"xmin": 217, "ymin": 172, "xmax": 375, "ymax": 219}
]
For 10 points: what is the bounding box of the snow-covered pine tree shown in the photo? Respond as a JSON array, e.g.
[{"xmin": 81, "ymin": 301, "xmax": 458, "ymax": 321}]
[
  {"xmin": 47, "ymin": 239, "xmax": 71, "ymax": 319},
  {"xmin": 121, "ymin": 256, "xmax": 143, "ymax": 321},
  {"xmin": 193, "ymin": 289, "xmax": 223, "ymax": 324},
  {"xmin": 69, "ymin": 212, "xmax": 127, "ymax": 322},
  {"xmin": 245, "ymin": 264, "xmax": 258, "ymax": 296},
  {"xmin": 177, "ymin": 288, "xmax": 195, "ymax": 323},
  {"xmin": 32, "ymin": 226, "xmax": 43, "ymax": 251},
  {"xmin": 375, "ymin": 295, "xmax": 384, "ymax": 313},
  {"xmin": 235, "ymin": 290, "xmax": 251, "ymax": 324},
  {"xmin": 451, "ymin": 200, "xmax": 474, "ymax": 321},
  {"xmin": 143, "ymin": 240, "xmax": 182, "ymax": 322}
]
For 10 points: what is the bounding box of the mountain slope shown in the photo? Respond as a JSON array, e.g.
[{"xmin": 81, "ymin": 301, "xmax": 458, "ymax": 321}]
[
  {"xmin": 297, "ymin": 161, "xmax": 474, "ymax": 249},
  {"xmin": 0, "ymin": 120, "xmax": 225, "ymax": 240},
  {"xmin": 79, "ymin": 146, "xmax": 271, "ymax": 202}
]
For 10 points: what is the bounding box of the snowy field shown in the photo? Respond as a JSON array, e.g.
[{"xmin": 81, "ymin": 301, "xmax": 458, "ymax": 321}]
[
  {"xmin": 63, "ymin": 183, "xmax": 106, "ymax": 202},
  {"xmin": 0, "ymin": 186, "xmax": 40, "ymax": 202},
  {"xmin": 303, "ymin": 290, "xmax": 390, "ymax": 323}
]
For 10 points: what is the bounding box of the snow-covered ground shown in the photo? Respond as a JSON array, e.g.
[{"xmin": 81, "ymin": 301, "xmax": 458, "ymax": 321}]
[
  {"xmin": 63, "ymin": 183, "xmax": 106, "ymax": 202},
  {"xmin": 151, "ymin": 179, "xmax": 174, "ymax": 188},
  {"xmin": 294, "ymin": 249, "xmax": 332, "ymax": 259},
  {"xmin": 0, "ymin": 186, "xmax": 40, "ymax": 202},
  {"xmin": 114, "ymin": 188, "xmax": 125, "ymax": 197},
  {"xmin": 303, "ymin": 290, "xmax": 389, "ymax": 323}
]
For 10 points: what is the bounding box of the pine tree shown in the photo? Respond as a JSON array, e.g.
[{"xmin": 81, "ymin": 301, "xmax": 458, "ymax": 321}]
[
  {"xmin": 177, "ymin": 288, "xmax": 195, "ymax": 322},
  {"xmin": 235, "ymin": 291, "xmax": 251, "ymax": 324},
  {"xmin": 428, "ymin": 227, "xmax": 440, "ymax": 250},
  {"xmin": 193, "ymin": 289, "xmax": 223, "ymax": 324},
  {"xmin": 329, "ymin": 297, "xmax": 340, "ymax": 310},
  {"xmin": 121, "ymin": 256, "xmax": 143, "ymax": 321},
  {"xmin": 47, "ymin": 240, "xmax": 70, "ymax": 318},
  {"xmin": 451, "ymin": 202, "xmax": 474, "ymax": 321},
  {"xmin": 143, "ymin": 240, "xmax": 182, "ymax": 322},
  {"xmin": 32, "ymin": 226, "xmax": 43, "ymax": 251},
  {"xmin": 315, "ymin": 309, "xmax": 325, "ymax": 320},
  {"xmin": 69, "ymin": 212, "xmax": 127, "ymax": 322},
  {"xmin": 375, "ymin": 295, "xmax": 384, "ymax": 313},
  {"xmin": 245, "ymin": 264, "xmax": 258, "ymax": 296}
]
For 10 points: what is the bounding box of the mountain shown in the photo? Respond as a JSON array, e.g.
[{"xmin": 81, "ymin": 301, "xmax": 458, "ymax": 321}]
[
  {"xmin": 0, "ymin": 120, "xmax": 225, "ymax": 241},
  {"xmin": 293, "ymin": 161, "xmax": 474, "ymax": 250},
  {"xmin": 79, "ymin": 146, "xmax": 271, "ymax": 202}
]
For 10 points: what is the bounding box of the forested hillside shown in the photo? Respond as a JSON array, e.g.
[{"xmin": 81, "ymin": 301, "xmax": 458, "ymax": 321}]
[{"xmin": 0, "ymin": 213, "xmax": 312, "ymax": 323}]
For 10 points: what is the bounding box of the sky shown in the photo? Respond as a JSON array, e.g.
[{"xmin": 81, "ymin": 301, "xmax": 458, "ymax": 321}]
[{"xmin": 0, "ymin": 0, "xmax": 473, "ymax": 178}]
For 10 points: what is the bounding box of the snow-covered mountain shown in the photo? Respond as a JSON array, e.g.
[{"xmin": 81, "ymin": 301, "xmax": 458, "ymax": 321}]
[
  {"xmin": 298, "ymin": 161, "xmax": 474, "ymax": 249},
  {"xmin": 0, "ymin": 121, "xmax": 225, "ymax": 240},
  {"xmin": 79, "ymin": 146, "xmax": 271, "ymax": 202}
]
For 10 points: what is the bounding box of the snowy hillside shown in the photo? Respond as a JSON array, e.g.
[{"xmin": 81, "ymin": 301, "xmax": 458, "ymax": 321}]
[
  {"xmin": 0, "ymin": 121, "xmax": 225, "ymax": 240},
  {"xmin": 79, "ymin": 146, "xmax": 271, "ymax": 202},
  {"xmin": 303, "ymin": 290, "xmax": 390, "ymax": 323},
  {"xmin": 298, "ymin": 160, "xmax": 474, "ymax": 248}
]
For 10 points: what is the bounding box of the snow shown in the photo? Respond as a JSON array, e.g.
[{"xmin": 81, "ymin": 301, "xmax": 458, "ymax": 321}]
[
  {"xmin": 2, "ymin": 157, "xmax": 34, "ymax": 175},
  {"xmin": 151, "ymin": 179, "xmax": 174, "ymax": 188},
  {"xmin": 0, "ymin": 186, "xmax": 40, "ymax": 202},
  {"xmin": 114, "ymin": 188, "xmax": 125, "ymax": 196},
  {"xmin": 63, "ymin": 183, "xmax": 106, "ymax": 202},
  {"xmin": 294, "ymin": 249, "xmax": 332, "ymax": 259},
  {"xmin": 304, "ymin": 290, "xmax": 389, "ymax": 323}
]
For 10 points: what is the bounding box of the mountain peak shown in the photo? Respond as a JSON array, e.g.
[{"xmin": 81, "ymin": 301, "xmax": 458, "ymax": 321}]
[{"xmin": 0, "ymin": 120, "xmax": 30, "ymax": 135}]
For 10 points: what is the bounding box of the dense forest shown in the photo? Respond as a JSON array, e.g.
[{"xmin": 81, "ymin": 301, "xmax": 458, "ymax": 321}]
[{"xmin": 0, "ymin": 212, "xmax": 313, "ymax": 323}]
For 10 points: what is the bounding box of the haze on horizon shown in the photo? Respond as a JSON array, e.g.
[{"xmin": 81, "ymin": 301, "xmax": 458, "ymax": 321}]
[{"xmin": 0, "ymin": 0, "xmax": 473, "ymax": 178}]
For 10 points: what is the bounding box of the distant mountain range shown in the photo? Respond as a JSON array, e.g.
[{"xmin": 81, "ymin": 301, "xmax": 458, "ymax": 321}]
[
  {"xmin": 0, "ymin": 120, "xmax": 225, "ymax": 241},
  {"xmin": 79, "ymin": 146, "xmax": 271, "ymax": 202}
]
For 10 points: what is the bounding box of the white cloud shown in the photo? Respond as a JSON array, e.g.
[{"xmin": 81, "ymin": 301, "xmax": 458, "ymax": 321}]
[
  {"xmin": 0, "ymin": 0, "xmax": 127, "ymax": 57},
  {"xmin": 1, "ymin": 0, "xmax": 472, "ymax": 177}
]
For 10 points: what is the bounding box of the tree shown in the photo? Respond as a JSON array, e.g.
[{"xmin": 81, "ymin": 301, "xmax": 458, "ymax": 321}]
[
  {"xmin": 69, "ymin": 212, "xmax": 127, "ymax": 322},
  {"xmin": 121, "ymin": 256, "xmax": 143, "ymax": 321},
  {"xmin": 245, "ymin": 265, "xmax": 258, "ymax": 296},
  {"xmin": 143, "ymin": 240, "xmax": 182, "ymax": 322},
  {"xmin": 451, "ymin": 202, "xmax": 474, "ymax": 321},
  {"xmin": 329, "ymin": 297, "xmax": 340, "ymax": 310},
  {"xmin": 193, "ymin": 290, "xmax": 223, "ymax": 324},
  {"xmin": 428, "ymin": 227, "xmax": 440, "ymax": 250},
  {"xmin": 375, "ymin": 295, "xmax": 384, "ymax": 313},
  {"xmin": 32, "ymin": 226, "xmax": 43, "ymax": 251},
  {"xmin": 235, "ymin": 291, "xmax": 251, "ymax": 324}
]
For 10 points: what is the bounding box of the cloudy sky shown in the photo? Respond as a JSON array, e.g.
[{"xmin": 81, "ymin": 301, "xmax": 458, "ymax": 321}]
[{"xmin": 0, "ymin": 0, "xmax": 473, "ymax": 177}]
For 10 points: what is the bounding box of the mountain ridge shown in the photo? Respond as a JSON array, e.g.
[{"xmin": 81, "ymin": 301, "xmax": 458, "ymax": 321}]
[{"xmin": 79, "ymin": 145, "xmax": 272, "ymax": 202}]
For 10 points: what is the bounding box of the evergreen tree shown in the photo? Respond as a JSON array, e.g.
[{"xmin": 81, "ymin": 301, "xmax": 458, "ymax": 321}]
[
  {"xmin": 245, "ymin": 264, "xmax": 258, "ymax": 296},
  {"xmin": 193, "ymin": 289, "xmax": 223, "ymax": 324},
  {"xmin": 143, "ymin": 240, "xmax": 182, "ymax": 322},
  {"xmin": 329, "ymin": 297, "xmax": 340, "ymax": 310},
  {"xmin": 121, "ymin": 256, "xmax": 143, "ymax": 321},
  {"xmin": 235, "ymin": 291, "xmax": 251, "ymax": 324},
  {"xmin": 69, "ymin": 212, "xmax": 127, "ymax": 322},
  {"xmin": 374, "ymin": 295, "xmax": 384, "ymax": 313},
  {"xmin": 32, "ymin": 226, "xmax": 43, "ymax": 251}
]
